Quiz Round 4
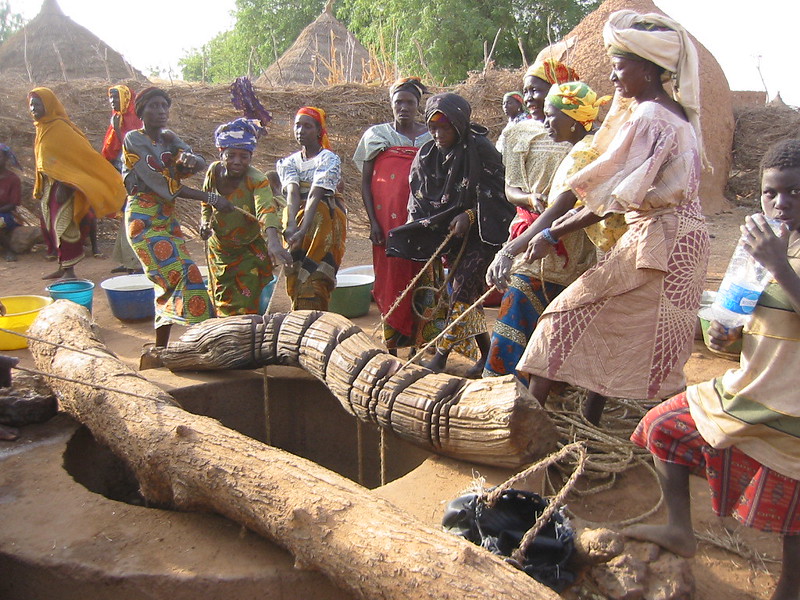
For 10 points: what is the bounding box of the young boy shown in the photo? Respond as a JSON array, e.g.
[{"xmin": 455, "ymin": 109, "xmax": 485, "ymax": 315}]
[{"xmin": 625, "ymin": 139, "xmax": 800, "ymax": 600}]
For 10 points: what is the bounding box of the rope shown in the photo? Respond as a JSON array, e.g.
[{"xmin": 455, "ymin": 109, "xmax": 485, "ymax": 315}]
[
  {"xmin": 12, "ymin": 364, "xmax": 164, "ymax": 402},
  {"xmin": 398, "ymin": 285, "xmax": 497, "ymax": 372},
  {"xmin": 0, "ymin": 328, "xmax": 113, "ymax": 359},
  {"xmin": 371, "ymin": 231, "xmax": 456, "ymax": 336},
  {"xmin": 379, "ymin": 427, "xmax": 387, "ymax": 487}
]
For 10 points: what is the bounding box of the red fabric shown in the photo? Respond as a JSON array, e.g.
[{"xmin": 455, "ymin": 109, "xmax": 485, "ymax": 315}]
[
  {"xmin": 371, "ymin": 146, "xmax": 424, "ymax": 337},
  {"xmin": 0, "ymin": 172, "xmax": 21, "ymax": 208},
  {"xmin": 632, "ymin": 393, "xmax": 800, "ymax": 535},
  {"xmin": 101, "ymin": 96, "xmax": 142, "ymax": 162},
  {"xmin": 41, "ymin": 182, "xmax": 84, "ymax": 264},
  {"xmin": 509, "ymin": 206, "xmax": 568, "ymax": 263}
]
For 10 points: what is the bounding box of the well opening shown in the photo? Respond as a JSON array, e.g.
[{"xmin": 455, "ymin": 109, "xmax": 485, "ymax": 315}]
[{"xmin": 63, "ymin": 366, "xmax": 432, "ymax": 504}]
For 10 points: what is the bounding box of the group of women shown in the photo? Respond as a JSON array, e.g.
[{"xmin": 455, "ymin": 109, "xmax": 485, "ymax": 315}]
[{"xmin": 13, "ymin": 8, "xmax": 799, "ymax": 597}]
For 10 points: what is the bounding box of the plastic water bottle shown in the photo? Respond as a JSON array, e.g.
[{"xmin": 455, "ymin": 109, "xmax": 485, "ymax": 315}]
[{"xmin": 711, "ymin": 215, "xmax": 781, "ymax": 329}]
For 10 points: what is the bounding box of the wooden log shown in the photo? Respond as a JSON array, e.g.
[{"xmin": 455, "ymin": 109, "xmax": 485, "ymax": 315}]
[
  {"xmin": 156, "ymin": 310, "xmax": 560, "ymax": 469},
  {"xmin": 28, "ymin": 300, "xmax": 560, "ymax": 600}
]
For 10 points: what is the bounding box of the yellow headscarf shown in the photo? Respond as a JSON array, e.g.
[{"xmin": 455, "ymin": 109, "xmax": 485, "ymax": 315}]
[
  {"xmin": 30, "ymin": 87, "xmax": 127, "ymax": 223},
  {"xmin": 108, "ymin": 84, "xmax": 132, "ymax": 113},
  {"xmin": 546, "ymin": 82, "xmax": 611, "ymax": 131}
]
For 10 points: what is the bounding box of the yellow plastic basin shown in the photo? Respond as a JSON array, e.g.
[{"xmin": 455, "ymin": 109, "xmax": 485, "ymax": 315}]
[{"xmin": 0, "ymin": 295, "xmax": 54, "ymax": 350}]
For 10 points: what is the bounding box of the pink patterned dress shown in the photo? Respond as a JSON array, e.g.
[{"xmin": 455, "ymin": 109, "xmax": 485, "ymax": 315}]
[{"xmin": 518, "ymin": 102, "xmax": 710, "ymax": 400}]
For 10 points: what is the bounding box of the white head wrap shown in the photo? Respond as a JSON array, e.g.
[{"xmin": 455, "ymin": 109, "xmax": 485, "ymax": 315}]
[{"xmin": 603, "ymin": 9, "xmax": 708, "ymax": 169}]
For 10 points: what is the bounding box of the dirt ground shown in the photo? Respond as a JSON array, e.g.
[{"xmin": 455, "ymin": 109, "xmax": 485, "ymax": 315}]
[{"xmin": 0, "ymin": 202, "xmax": 784, "ymax": 599}]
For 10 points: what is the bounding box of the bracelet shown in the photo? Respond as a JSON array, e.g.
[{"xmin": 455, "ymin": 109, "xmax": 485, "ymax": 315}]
[
  {"xmin": 206, "ymin": 192, "xmax": 220, "ymax": 208},
  {"xmin": 465, "ymin": 209, "xmax": 476, "ymax": 226},
  {"xmin": 497, "ymin": 248, "xmax": 515, "ymax": 261},
  {"xmin": 541, "ymin": 227, "xmax": 559, "ymax": 245}
]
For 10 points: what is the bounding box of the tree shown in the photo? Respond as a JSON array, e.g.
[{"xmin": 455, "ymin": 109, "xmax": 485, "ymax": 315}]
[
  {"xmin": 0, "ymin": 0, "xmax": 24, "ymax": 44},
  {"xmin": 338, "ymin": 0, "xmax": 600, "ymax": 84}
]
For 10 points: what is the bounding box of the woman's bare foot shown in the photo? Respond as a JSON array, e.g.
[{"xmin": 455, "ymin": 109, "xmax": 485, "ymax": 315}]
[
  {"xmin": 422, "ymin": 350, "xmax": 447, "ymax": 373},
  {"xmin": 464, "ymin": 357, "xmax": 486, "ymax": 379},
  {"xmin": 42, "ymin": 268, "xmax": 65, "ymax": 280},
  {"xmin": 622, "ymin": 524, "xmax": 697, "ymax": 558}
]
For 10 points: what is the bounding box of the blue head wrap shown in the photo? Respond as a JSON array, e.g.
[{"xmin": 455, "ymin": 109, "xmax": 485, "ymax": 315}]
[
  {"xmin": 214, "ymin": 118, "xmax": 262, "ymax": 153},
  {"xmin": 0, "ymin": 144, "xmax": 21, "ymax": 170}
]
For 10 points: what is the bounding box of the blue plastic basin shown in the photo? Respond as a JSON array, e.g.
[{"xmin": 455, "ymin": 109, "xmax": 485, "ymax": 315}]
[
  {"xmin": 100, "ymin": 275, "xmax": 155, "ymax": 322},
  {"xmin": 46, "ymin": 279, "xmax": 95, "ymax": 314}
]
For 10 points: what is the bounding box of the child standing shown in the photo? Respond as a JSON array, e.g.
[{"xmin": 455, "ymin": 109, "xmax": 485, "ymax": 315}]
[{"xmin": 626, "ymin": 139, "xmax": 800, "ymax": 600}]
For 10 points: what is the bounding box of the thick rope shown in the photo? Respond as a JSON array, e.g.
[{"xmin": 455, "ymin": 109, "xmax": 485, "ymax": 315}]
[{"xmin": 0, "ymin": 328, "xmax": 113, "ymax": 359}]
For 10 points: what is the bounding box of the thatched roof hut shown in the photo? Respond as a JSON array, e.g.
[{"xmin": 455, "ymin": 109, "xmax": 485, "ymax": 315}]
[
  {"xmin": 258, "ymin": 6, "xmax": 372, "ymax": 87},
  {"xmin": 0, "ymin": 0, "xmax": 146, "ymax": 83}
]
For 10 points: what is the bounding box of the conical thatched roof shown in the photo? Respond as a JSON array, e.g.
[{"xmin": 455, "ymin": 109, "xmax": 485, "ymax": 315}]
[
  {"xmin": 534, "ymin": 0, "xmax": 734, "ymax": 214},
  {"xmin": 258, "ymin": 7, "xmax": 372, "ymax": 87},
  {"xmin": 0, "ymin": 0, "xmax": 146, "ymax": 83}
]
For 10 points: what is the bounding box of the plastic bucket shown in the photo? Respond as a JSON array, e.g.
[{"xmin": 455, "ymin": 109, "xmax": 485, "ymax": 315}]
[
  {"xmin": 0, "ymin": 295, "xmax": 53, "ymax": 350},
  {"xmin": 258, "ymin": 276, "xmax": 279, "ymax": 314},
  {"xmin": 339, "ymin": 265, "xmax": 375, "ymax": 296},
  {"xmin": 698, "ymin": 306, "xmax": 742, "ymax": 360},
  {"xmin": 45, "ymin": 279, "xmax": 95, "ymax": 314},
  {"xmin": 329, "ymin": 273, "xmax": 375, "ymax": 318},
  {"xmin": 100, "ymin": 274, "xmax": 155, "ymax": 322}
]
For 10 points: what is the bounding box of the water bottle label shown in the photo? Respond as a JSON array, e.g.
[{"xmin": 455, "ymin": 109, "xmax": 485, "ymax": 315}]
[{"xmin": 718, "ymin": 282, "xmax": 760, "ymax": 315}]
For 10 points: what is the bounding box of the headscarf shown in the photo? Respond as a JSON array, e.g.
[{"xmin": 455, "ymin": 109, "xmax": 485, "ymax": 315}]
[
  {"xmin": 503, "ymin": 91, "xmax": 524, "ymax": 106},
  {"xmin": 29, "ymin": 87, "xmax": 126, "ymax": 222},
  {"xmin": 389, "ymin": 77, "xmax": 428, "ymax": 102},
  {"xmin": 214, "ymin": 117, "xmax": 261, "ymax": 153},
  {"xmin": 296, "ymin": 106, "xmax": 331, "ymax": 149},
  {"xmin": 603, "ymin": 9, "xmax": 707, "ymax": 167},
  {"xmin": 546, "ymin": 82, "xmax": 611, "ymax": 131},
  {"xmin": 102, "ymin": 85, "xmax": 143, "ymax": 161},
  {"xmin": 135, "ymin": 87, "xmax": 171, "ymax": 118},
  {"xmin": 386, "ymin": 92, "xmax": 514, "ymax": 259},
  {"xmin": 525, "ymin": 58, "xmax": 579, "ymax": 85},
  {"xmin": 0, "ymin": 144, "xmax": 21, "ymax": 170}
]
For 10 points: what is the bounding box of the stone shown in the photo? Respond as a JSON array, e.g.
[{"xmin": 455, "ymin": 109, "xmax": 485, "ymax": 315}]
[
  {"xmin": 591, "ymin": 553, "xmax": 647, "ymax": 600},
  {"xmin": 0, "ymin": 371, "xmax": 57, "ymax": 426},
  {"xmin": 9, "ymin": 225, "xmax": 43, "ymax": 254},
  {"xmin": 574, "ymin": 527, "xmax": 625, "ymax": 564},
  {"xmin": 644, "ymin": 552, "xmax": 694, "ymax": 600}
]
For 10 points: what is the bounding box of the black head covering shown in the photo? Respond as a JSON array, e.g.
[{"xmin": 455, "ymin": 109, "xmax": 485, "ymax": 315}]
[
  {"xmin": 386, "ymin": 93, "xmax": 513, "ymax": 261},
  {"xmin": 135, "ymin": 87, "xmax": 171, "ymax": 118},
  {"xmin": 389, "ymin": 77, "xmax": 428, "ymax": 102}
]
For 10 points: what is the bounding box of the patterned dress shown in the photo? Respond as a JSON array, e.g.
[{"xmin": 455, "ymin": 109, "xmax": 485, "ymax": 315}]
[
  {"xmin": 122, "ymin": 129, "xmax": 214, "ymax": 328},
  {"xmin": 518, "ymin": 102, "xmax": 710, "ymax": 400},
  {"xmin": 276, "ymin": 149, "xmax": 346, "ymax": 311},
  {"xmin": 202, "ymin": 163, "xmax": 282, "ymax": 316}
]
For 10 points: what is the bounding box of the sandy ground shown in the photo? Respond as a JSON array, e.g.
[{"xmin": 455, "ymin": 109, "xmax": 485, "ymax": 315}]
[{"xmin": 0, "ymin": 203, "xmax": 785, "ymax": 599}]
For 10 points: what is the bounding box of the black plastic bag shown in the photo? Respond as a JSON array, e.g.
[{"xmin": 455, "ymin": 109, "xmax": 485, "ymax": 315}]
[{"xmin": 442, "ymin": 489, "xmax": 575, "ymax": 591}]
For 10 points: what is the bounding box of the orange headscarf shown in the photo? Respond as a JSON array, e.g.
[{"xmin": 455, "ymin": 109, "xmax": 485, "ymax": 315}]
[
  {"xmin": 101, "ymin": 85, "xmax": 142, "ymax": 161},
  {"xmin": 296, "ymin": 106, "xmax": 331, "ymax": 149},
  {"xmin": 30, "ymin": 87, "xmax": 127, "ymax": 223},
  {"xmin": 525, "ymin": 58, "xmax": 580, "ymax": 85}
]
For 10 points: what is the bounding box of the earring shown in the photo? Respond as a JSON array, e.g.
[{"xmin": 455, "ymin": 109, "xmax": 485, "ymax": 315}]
[
  {"xmin": 570, "ymin": 123, "xmax": 576, "ymax": 132},
  {"xmin": 645, "ymin": 75, "xmax": 652, "ymax": 82}
]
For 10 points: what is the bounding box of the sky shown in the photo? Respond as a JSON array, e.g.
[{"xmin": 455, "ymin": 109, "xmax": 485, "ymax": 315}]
[{"xmin": 9, "ymin": 0, "xmax": 799, "ymax": 107}]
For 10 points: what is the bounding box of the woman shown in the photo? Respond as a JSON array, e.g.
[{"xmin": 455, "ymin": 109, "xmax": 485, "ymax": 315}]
[
  {"xmin": 29, "ymin": 87, "xmax": 127, "ymax": 280},
  {"xmin": 103, "ymin": 84, "xmax": 143, "ymax": 275},
  {"xmin": 387, "ymin": 93, "xmax": 515, "ymax": 375},
  {"xmin": 200, "ymin": 118, "xmax": 292, "ymax": 316},
  {"xmin": 495, "ymin": 91, "xmax": 529, "ymax": 155},
  {"xmin": 353, "ymin": 77, "xmax": 432, "ymax": 350},
  {"xmin": 277, "ymin": 106, "xmax": 347, "ymax": 311},
  {"xmin": 502, "ymin": 59, "xmax": 579, "ymax": 244},
  {"xmin": 484, "ymin": 82, "xmax": 608, "ymax": 382},
  {"xmin": 518, "ymin": 10, "xmax": 710, "ymax": 424},
  {"xmin": 0, "ymin": 144, "xmax": 22, "ymax": 262},
  {"xmin": 122, "ymin": 87, "xmax": 233, "ymax": 348}
]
